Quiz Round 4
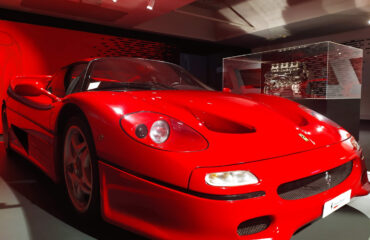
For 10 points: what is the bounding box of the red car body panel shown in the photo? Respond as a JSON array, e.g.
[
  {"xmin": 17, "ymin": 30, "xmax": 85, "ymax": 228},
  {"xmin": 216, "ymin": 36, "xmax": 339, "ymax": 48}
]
[
  {"xmin": 49, "ymin": 90, "xmax": 351, "ymax": 189},
  {"xmin": 3, "ymin": 59, "xmax": 370, "ymax": 240}
]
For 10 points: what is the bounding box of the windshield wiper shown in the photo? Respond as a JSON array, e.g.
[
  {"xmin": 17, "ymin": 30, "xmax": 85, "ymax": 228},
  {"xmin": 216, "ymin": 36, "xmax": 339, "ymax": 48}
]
[
  {"xmin": 92, "ymin": 82, "xmax": 175, "ymax": 91},
  {"xmin": 146, "ymin": 82, "xmax": 174, "ymax": 90}
]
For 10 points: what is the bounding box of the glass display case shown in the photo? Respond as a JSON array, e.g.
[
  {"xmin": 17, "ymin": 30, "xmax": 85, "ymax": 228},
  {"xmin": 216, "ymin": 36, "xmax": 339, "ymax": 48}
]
[{"xmin": 223, "ymin": 41, "xmax": 363, "ymax": 99}]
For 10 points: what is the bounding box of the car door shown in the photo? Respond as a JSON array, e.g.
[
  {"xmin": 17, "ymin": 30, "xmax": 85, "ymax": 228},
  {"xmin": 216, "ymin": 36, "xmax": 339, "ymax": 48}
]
[
  {"xmin": 6, "ymin": 74, "xmax": 61, "ymax": 176},
  {"xmin": 6, "ymin": 62, "xmax": 88, "ymax": 177}
]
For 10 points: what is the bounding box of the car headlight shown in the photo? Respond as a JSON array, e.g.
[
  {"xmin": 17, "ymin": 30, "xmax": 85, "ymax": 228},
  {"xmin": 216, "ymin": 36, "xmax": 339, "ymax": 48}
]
[
  {"xmin": 150, "ymin": 120, "xmax": 170, "ymax": 143},
  {"xmin": 120, "ymin": 111, "xmax": 208, "ymax": 151},
  {"xmin": 350, "ymin": 137, "xmax": 361, "ymax": 151},
  {"xmin": 205, "ymin": 170, "xmax": 259, "ymax": 187}
]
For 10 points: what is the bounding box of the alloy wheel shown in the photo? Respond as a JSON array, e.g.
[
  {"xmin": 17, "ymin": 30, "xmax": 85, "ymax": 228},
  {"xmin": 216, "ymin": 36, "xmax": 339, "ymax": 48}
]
[{"xmin": 64, "ymin": 125, "xmax": 93, "ymax": 213}]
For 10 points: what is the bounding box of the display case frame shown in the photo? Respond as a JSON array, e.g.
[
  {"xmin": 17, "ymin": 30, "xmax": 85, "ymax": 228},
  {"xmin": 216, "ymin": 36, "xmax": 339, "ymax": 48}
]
[{"xmin": 223, "ymin": 41, "xmax": 362, "ymax": 100}]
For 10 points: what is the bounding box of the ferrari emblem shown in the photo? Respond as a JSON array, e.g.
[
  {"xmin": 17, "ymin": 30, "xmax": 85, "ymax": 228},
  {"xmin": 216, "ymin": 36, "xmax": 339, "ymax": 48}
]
[
  {"xmin": 325, "ymin": 171, "xmax": 332, "ymax": 186},
  {"xmin": 298, "ymin": 133, "xmax": 309, "ymax": 142}
]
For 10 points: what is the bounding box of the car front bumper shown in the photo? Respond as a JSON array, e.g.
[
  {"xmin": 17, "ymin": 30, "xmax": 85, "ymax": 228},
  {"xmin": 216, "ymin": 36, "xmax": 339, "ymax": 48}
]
[{"xmin": 98, "ymin": 139, "xmax": 370, "ymax": 240}]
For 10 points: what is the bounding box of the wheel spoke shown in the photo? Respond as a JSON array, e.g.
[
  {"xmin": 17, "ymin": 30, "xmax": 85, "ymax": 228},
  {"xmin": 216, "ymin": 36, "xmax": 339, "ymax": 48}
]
[
  {"xmin": 71, "ymin": 135, "xmax": 87, "ymax": 155},
  {"xmin": 77, "ymin": 142, "xmax": 87, "ymax": 154},
  {"xmin": 75, "ymin": 184, "xmax": 83, "ymax": 200},
  {"xmin": 81, "ymin": 171, "xmax": 92, "ymax": 189},
  {"xmin": 80, "ymin": 182, "xmax": 92, "ymax": 195},
  {"xmin": 65, "ymin": 154, "xmax": 77, "ymax": 167},
  {"xmin": 80, "ymin": 149, "xmax": 92, "ymax": 190},
  {"xmin": 79, "ymin": 148, "xmax": 89, "ymax": 166},
  {"xmin": 68, "ymin": 172, "xmax": 86, "ymax": 200},
  {"xmin": 67, "ymin": 171, "xmax": 80, "ymax": 185}
]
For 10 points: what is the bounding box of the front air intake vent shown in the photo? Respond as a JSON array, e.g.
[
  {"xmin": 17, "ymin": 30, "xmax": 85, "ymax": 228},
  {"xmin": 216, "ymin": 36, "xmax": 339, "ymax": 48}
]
[
  {"xmin": 237, "ymin": 216, "xmax": 271, "ymax": 236},
  {"xmin": 278, "ymin": 161, "xmax": 352, "ymax": 200}
]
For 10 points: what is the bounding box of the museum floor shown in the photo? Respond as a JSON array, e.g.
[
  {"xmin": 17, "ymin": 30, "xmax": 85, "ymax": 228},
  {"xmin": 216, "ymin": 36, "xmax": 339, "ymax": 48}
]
[{"xmin": 0, "ymin": 122, "xmax": 370, "ymax": 240}]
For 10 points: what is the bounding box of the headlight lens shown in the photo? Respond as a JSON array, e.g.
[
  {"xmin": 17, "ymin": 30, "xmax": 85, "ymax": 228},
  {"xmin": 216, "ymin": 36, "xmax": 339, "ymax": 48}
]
[
  {"xmin": 150, "ymin": 120, "xmax": 170, "ymax": 143},
  {"xmin": 120, "ymin": 111, "xmax": 208, "ymax": 151},
  {"xmin": 350, "ymin": 137, "xmax": 361, "ymax": 151},
  {"xmin": 205, "ymin": 170, "xmax": 258, "ymax": 187},
  {"xmin": 135, "ymin": 124, "xmax": 148, "ymax": 138}
]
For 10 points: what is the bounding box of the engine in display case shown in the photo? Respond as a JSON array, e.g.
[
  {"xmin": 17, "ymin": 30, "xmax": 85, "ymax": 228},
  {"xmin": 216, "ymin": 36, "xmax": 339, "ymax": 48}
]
[
  {"xmin": 263, "ymin": 61, "xmax": 309, "ymax": 97},
  {"xmin": 223, "ymin": 41, "xmax": 362, "ymax": 99},
  {"xmin": 223, "ymin": 41, "xmax": 363, "ymax": 139}
]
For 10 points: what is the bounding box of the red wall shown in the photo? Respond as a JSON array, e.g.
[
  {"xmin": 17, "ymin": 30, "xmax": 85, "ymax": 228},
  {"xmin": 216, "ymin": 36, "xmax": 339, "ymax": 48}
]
[{"xmin": 0, "ymin": 20, "xmax": 178, "ymax": 132}]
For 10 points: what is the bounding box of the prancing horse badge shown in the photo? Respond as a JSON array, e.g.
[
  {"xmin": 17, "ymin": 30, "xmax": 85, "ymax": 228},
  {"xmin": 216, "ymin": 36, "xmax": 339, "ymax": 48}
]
[{"xmin": 298, "ymin": 133, "xmax": 309, "ymax": 142}]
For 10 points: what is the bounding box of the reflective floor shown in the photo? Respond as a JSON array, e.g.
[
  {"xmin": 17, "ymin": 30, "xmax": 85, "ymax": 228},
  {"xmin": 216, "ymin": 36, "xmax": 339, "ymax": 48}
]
[
  {"xmin": 0, "ymin": 142, "xmax": 145, "ymax": 240},
  {"xmin": 0, "ymin": 121, "xmax": 370, "ymax": 240}
]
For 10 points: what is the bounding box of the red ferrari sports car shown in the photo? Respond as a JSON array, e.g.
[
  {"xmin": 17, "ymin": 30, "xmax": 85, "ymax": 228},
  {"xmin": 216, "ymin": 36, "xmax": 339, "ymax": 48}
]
[{"xmin": 2, "ymin": 57, "xmax": 369, "ymax": 240}]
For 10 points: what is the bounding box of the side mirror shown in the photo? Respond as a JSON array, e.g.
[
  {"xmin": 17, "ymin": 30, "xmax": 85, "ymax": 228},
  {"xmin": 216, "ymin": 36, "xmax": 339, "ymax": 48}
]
[
  {"xmin": 14, "ymin": 81, "xmax": 44, "ymax": 97},
  {"xmin": 14, "ymin": 81, "xmax": 61, "ymax": 102}
]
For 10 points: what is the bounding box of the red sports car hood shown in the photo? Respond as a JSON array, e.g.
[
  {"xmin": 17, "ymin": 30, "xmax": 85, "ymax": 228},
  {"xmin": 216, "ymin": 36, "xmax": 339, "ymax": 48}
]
[{"xmin": 77, "ymin": 90, "xmax": 350, "ymax": 166}]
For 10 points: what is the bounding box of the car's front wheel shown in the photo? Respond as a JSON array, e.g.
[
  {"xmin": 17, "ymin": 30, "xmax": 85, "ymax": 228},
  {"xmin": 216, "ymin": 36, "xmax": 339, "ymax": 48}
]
[
  {"xmin": 2, "ymin": 105, "xmax": 11, "ymax": 154},
  {"xmin": 63, "ymin": 116, "xmax": 100, "ymax": 216}
]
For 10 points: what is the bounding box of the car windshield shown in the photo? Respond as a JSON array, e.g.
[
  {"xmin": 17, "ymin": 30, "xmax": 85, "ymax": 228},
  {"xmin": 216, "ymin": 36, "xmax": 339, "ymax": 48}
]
[{"xmin": 85, "ymin": 58, "xmax": 213, "ymax": 91}]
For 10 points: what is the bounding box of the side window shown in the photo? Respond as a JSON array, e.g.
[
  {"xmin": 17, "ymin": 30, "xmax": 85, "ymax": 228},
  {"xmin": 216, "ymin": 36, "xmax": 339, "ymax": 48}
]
[{"xmin": 65, "ymin": 63, "xmax": 88, "ymax": 94}]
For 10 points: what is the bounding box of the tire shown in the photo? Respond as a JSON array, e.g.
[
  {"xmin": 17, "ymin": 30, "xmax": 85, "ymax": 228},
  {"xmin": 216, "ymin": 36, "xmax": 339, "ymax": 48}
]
[
  {"xmin": 2, "ymin": 106, "xmax": 12, "ymax": 154},
  {"xmin": 62, "ymin": 116, "xmax": 100, "ymax": 217}
]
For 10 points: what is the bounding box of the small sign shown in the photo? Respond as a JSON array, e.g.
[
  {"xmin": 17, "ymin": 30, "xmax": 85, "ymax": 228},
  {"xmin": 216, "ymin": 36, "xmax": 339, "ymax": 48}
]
[{"xmin": 322, "ymin": 190, "xmax": 351, "ymax": 218}]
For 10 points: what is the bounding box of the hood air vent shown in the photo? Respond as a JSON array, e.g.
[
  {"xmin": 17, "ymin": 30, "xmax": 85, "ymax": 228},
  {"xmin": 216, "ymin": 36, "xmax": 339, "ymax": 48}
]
[{"xmin": 192, "ymin": 110, "xmax": 256, "ymax": 134}]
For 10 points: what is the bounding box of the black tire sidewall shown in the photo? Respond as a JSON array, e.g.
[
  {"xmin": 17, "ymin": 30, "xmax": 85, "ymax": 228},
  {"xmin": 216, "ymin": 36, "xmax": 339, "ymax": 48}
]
[{"xmin": 2, "ymin": 106, "xmax": 10, "ymax": 153}]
